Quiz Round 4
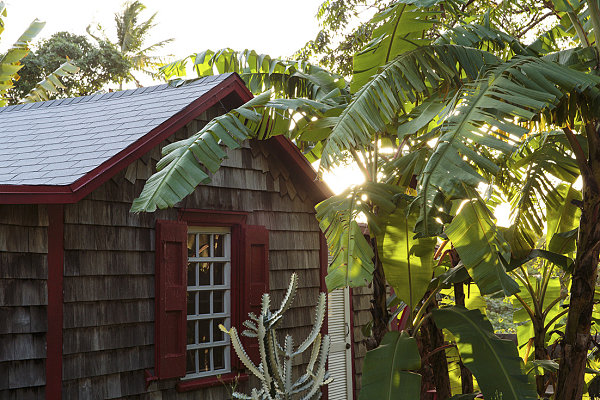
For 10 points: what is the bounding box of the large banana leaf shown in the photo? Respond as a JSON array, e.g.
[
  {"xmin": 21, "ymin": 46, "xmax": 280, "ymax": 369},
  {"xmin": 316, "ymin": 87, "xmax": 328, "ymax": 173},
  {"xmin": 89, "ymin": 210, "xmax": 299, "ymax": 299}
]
[
  {"xmin": 359, "ymin": 331, "xmax": 421, "ymax": 400},
  {"xmin": 432, "ymin": 306, "xmax": 537, "ymax": 400},
  {"xmin": 501, "ymin": 131, "xmax": 579, "ymax": 258},
  {"xmin": 351, "ymin": 2, "xmax": 440, "ymax": 92},
  {"xmin": 0, "ymin": 17, "xmax": 45, "ymax": 105},
  {"xmin": 381, "ymin": 202, "xmax": 436, "ymax": 311},
  {"xmin": 435, "ymin": 23, "xmax": 532, "ymax": 56},
  {"xmin": 321, "ymin": 45, "xmax": 500, "ymax": 170},
  {"xmin": 417, "ymin": 56, "xmax": 599, "ymax": 236},
  {"xmin": 446, "ymin": 195, "xmax": 519, "ymax": 296},
  {"xmin": 131, "ymin": 92, "xmax": 331, "ymax": 212},
  {"xmin": 547, "ymin": 183, "xmax": 581, "ymax": 254},
  {"xmin": 160, "ymin": 48, "xmax": 347, "ymax": 101},
  {"xmin": 316, "ymin": 183, "xmax": 402, "ymax": 291},
  {"xmin": 21, "ymin": 61, "xmax": 79, "ymax": 103}
]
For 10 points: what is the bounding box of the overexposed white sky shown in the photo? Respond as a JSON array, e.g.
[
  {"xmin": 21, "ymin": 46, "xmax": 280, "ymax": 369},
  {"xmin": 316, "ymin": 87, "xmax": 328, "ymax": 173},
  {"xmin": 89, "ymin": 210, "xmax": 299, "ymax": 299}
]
[{"xmin": 2, "ymin": 0, "xmax": 324, "ymax": 60}]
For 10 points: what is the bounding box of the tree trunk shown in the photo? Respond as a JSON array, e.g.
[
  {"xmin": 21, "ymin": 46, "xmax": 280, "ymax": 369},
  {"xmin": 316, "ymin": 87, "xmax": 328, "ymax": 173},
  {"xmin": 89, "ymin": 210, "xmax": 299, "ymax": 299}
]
[
  {"xmin": 368, "ymin": 236, "xmax": 389, "ymax": 349},
  {"xmin": 534, "ymin": 324, "xmax": 550, "ymax": 397},
  {"xmin": 556, "ymin": 122, "xmax": 600, "ymax": 399},
  {"xmin": 454, "ymin": 282, "xmax": 474, "ymax": 394},
  {"xmin": 418, "ymin": 296, "xmax": 452, "ymax": 400}
]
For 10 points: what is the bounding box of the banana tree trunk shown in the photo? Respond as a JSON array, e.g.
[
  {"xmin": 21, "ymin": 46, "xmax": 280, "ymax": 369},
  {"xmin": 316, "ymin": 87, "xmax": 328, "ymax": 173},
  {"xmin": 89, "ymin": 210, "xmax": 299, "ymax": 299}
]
[
  {"xmin": 369, "ymin": 236, "xmax": 389, "ymax": 348},
  {"xmin": 556, "ymin": 122, "xmax": 600, "ymax": 399},
  {"xmin": 418, "ymin": 295, "xmax": 452, "ymax": 400},
  {"xmin": 534, "ymin": 324, "xmax": 549, "ymax": 397},
  {"xmin": 454, "ymin": 282, "xmax": 474, "ymax": 394}
]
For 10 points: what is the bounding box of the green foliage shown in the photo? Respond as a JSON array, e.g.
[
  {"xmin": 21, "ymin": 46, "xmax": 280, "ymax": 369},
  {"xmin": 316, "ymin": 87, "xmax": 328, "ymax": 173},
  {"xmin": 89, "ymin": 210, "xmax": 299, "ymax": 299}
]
[
  {"xmin": 432, "ymin": 306, "xmax": 538, "ymax": 400},
  {"xmin": 446, "ymin": 194, "xmax": 518, "ymax": 296},
  {"xmin": 88, "ymin": 0, "xmax": 173, "ymax": 87},
  {"xmin": 315, "ymin": 182, "xmax": 402, "ymax": 290},
  {"xmin": 359, "ymin": 331, "xmax": 421, "ymax": 400},
  {"xmin": 8, "ymin": 32, "xmax": 130, "ymax": 103},
  {"xmin": 381, "ymin": 200, "xmax": 436, "ymax": 311},
  {"xmin": 132, "ymin": 0, "xmax": 600, "ymax": 396},
  {"xmin": 0, "ymin": 2, "xmax": 45, "ymax": 106},
  {"xmin": 160, "ymin": 48, "xmax": 347, "ymax": 101},
  {"xmin": 131, "ymin": 91, "xmax": 330, "ymax": 212}
]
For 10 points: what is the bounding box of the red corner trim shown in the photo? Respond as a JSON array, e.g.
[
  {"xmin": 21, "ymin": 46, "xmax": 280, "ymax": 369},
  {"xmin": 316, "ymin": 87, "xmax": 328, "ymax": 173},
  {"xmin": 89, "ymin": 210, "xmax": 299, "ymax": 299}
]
[
  {"xmin": 319, "ymin": 232, "xmax": 329, "ymax": 399},
  {"xmin": 46, "ymin": 204, "xmax": 64, "ymax": 399},
  {"xmin": 0, "ymin": 75, "xmax": 252, "ymax": 205},
  {"xmin": 176, "ymin": 373, "xmax": 249, "ymax": 392}
]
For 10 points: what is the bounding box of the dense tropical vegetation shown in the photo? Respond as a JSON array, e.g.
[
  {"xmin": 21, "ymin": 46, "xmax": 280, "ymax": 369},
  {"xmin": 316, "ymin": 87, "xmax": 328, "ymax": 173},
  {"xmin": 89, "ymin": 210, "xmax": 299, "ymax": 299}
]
[
  {"xmin": 7, "ymin": 31, "xmax": 130, "ymax": 103},
  {"xmin": 0, "ymin": 2, "xmax": 79, "ymax": 105},
  {"xmin": 87, "ymin": 0, "xmax": 173, "ymax": 88},
  {"xmin": 127, "ymin": 0, "xmax": 600, "ymax": 398}
]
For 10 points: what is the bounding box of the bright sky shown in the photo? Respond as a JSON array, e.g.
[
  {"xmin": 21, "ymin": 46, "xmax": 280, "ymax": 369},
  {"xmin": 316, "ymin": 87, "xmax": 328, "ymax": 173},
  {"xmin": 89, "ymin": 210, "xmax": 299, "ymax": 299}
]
[{"xmin": 3, "ymin": 0, "xmax": 324, "ymax": 60}]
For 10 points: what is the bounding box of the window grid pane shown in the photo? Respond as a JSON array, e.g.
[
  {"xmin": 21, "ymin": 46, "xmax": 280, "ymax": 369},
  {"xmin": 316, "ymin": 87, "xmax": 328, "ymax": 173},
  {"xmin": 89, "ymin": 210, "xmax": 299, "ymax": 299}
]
[{"xmin": 184, "ymin": 229, "xmax": 231, "ymax": 380}]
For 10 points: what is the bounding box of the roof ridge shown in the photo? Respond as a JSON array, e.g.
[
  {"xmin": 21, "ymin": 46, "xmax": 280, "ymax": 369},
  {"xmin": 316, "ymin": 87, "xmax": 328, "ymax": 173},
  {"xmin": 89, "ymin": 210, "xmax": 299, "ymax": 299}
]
[{"xmin": 0, "ymin": 73, "xmax": 233, "ymax": 113}]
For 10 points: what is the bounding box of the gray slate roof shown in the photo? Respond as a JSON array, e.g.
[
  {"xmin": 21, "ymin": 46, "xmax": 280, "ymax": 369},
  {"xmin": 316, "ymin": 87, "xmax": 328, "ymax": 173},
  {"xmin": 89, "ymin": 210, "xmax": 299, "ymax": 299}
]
[{"xmin": 0, "ymin": 73, "xmax": 233, "ymax": 186}]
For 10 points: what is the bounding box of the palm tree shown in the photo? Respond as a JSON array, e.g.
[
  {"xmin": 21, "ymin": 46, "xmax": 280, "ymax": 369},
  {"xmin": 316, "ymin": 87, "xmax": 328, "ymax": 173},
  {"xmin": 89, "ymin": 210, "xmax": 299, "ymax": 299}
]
[{"xmin": 88, "ymin": 1, "xmax": 173, "ymax": 88}]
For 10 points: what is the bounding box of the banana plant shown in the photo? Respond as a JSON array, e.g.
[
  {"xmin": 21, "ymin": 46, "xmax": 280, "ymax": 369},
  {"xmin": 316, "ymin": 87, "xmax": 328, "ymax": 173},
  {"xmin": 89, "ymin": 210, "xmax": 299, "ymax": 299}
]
[
  {"xmin": 0, "ymin": 2, "xmax": 79, "ymax": 106},
  {"xmin": 132, "ymin": 0, "xmax": 600, "ymax": 398}
]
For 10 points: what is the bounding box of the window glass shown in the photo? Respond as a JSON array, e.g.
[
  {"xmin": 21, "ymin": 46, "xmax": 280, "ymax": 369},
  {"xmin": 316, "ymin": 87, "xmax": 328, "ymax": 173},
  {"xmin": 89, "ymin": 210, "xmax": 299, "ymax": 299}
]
[{"xmin": 184, "ymin": 228, "xmax": 231, "ymax": 380}]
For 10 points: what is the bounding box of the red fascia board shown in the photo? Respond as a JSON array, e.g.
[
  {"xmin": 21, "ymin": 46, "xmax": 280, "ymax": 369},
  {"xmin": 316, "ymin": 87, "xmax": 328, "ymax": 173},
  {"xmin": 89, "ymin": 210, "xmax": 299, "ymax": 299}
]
[
  {"xmin": 267, "ymin": 136, "xmax": 333, "ymax": 203},
  {"xmin": 0, "ymin": 75, "xmax": 251, "ymax": 204}
]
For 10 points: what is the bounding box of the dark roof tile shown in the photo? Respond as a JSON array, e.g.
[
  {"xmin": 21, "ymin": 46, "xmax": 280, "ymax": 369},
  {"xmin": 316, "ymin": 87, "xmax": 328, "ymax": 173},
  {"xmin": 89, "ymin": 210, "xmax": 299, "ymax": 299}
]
[{"xmin": 0, "ymin": 74, "xmax": 232, "ymax": 186}]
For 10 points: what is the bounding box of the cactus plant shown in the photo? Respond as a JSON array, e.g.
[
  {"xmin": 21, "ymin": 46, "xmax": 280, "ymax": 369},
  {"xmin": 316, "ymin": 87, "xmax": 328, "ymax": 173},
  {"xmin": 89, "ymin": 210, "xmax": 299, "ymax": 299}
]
[{"xmin": 220, "ymin": 273, "xmax": 331, "ymax": 400}]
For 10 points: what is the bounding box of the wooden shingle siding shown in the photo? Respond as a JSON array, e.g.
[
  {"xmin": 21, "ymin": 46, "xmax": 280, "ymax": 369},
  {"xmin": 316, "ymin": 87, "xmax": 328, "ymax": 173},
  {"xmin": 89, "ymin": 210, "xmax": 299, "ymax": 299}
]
[
  {"xmin": 60, "ymin": 110, "xmax": 324, "ymax": 398},
  {"xmin": 352, "ymin": 285, "xmax": 373, "ymax": 398},
  {"xmin": 0, "ymin": 204, "xmax": 47, "ymax": 398}
]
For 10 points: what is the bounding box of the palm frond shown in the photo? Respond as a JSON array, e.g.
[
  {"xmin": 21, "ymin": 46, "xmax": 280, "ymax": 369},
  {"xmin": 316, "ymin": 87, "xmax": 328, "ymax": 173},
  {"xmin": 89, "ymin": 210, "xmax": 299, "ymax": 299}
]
[
  {"xmin": 499, "ymin": 131, "xmax": 579, "ymax": 257},
  {"xmin": 434, "ymin": 23, "xmax": 533, "ymax": 56}
]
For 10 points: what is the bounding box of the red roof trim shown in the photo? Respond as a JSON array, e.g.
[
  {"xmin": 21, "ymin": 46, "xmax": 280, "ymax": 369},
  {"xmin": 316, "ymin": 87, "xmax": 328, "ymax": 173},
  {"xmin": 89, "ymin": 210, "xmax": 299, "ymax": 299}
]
[
  {"xmin": 267, "ymin": 135, "xmax": 332, "ymax": 202},
  {"xmin": 0, "ymin": 74, "xmax": 332, "ymax": 205}
]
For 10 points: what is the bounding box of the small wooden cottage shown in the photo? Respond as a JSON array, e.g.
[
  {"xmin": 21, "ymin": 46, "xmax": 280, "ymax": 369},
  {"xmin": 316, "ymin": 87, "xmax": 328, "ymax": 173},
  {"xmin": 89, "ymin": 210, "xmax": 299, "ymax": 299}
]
[{"xmin": 0, "ymin": 73, "xmax": 368, "ymax": 399}]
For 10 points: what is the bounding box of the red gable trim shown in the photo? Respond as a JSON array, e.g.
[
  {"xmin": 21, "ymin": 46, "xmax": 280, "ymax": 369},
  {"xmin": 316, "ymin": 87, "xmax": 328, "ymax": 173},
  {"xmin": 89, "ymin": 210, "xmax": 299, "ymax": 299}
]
[
  {"xmin": 267, "ymin": 135, "xmax": 332, "ymax": 203},
  {"xmin": 46, "ymin": 204, "xmax": 64, "ymax": 399},
  {"xmin": 0, "ymin": 75, "xmax": 332, "ymax": 205}
]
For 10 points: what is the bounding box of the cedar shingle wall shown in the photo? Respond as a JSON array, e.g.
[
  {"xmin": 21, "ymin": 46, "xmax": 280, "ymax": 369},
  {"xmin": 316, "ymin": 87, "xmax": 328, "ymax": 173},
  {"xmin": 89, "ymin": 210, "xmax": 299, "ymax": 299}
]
[
  {"xmin": 0, "ymin": 205, "xmax": 48, "ymax": 399},
  {"xmin": 61, "ymin": 109, "xmax": 323, "ymax": 398},
  {"xmin": 352, "ymin": 285, "xmax": 373, "ymax": 398}
]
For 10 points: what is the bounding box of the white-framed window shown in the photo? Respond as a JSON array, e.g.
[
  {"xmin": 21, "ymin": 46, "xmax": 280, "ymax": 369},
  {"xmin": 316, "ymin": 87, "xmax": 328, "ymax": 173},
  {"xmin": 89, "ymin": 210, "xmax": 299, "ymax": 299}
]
[{"xmin": 185, "ymin": 227, "xmax": 231, "ymax": 379}]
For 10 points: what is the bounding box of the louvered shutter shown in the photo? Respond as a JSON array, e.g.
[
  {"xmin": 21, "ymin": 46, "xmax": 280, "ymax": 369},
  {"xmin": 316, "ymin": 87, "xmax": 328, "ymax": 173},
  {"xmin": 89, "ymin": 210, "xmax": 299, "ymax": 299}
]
[
  {"xmin": 241, "ymin": 225, "xmax": 269, "ymax": 362},
  {"xmin": 155, "ymin": 219, "xmax": 188, "ymax": 379}
]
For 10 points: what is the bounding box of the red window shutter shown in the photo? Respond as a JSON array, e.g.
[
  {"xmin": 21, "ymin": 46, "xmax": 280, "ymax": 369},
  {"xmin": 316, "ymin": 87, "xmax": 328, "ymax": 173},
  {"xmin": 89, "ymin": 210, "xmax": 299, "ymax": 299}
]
[
  {"xmin": 155, "ymin": 219, "xmax": 188, "ymax": 379},
  {"xmin": 241, "ymin": 225, "xmax": 269, "ymax": 363}
]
